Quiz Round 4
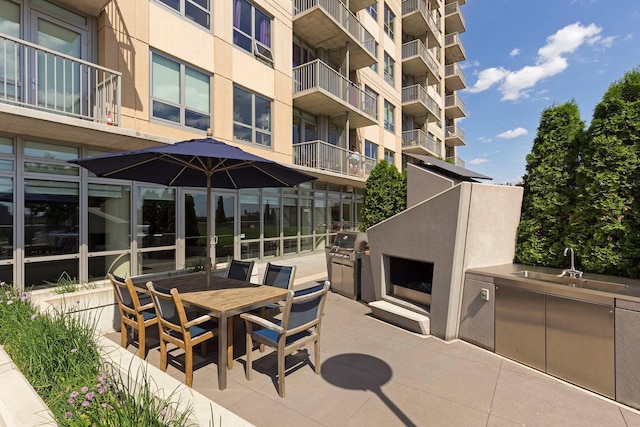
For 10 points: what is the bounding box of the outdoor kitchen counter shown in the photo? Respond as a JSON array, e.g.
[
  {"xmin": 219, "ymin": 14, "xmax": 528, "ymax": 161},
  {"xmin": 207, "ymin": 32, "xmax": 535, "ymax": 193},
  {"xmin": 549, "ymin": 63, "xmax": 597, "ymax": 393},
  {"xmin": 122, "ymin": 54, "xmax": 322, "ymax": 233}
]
[{"xmin": 466, "ymin": 263, "xmax": 640, "ymax": 304}]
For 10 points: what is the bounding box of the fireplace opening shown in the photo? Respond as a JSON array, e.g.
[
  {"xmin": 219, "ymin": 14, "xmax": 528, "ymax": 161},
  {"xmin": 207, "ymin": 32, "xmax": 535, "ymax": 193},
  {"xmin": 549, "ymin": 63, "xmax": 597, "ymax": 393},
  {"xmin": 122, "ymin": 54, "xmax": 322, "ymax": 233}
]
[{"xmin": 389, "ymin": 256, "xmax": 434, "ymax": 306}]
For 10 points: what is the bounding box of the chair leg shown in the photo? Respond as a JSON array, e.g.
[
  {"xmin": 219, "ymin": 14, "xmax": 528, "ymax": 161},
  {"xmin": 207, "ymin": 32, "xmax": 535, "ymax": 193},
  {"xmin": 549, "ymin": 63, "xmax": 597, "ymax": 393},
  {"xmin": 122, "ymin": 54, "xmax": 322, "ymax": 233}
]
[
  {"xmin": 137, "ymin": 326, "xmax": 146, "ymax": 359},
  {"xmin": 159, "ymin": 339, "xmax": 168, "ymax": 372},
  {"xmin": 278, "ymin": 351, "xmax": 285, "ymax": 398},
  {"xmin": 314, "ymin": 339, "xmax": 320, "ymax": 374},
  {"xmin": 120, "ymin": 321, "xmax": 128, "ymax": 348},
  {"xmin": 185, "ymin": 346, "xmax": 193, "ymax": 387},
  {"xmin": 245, "ymin": 332, "xmax": 253, "ymax": 380}
]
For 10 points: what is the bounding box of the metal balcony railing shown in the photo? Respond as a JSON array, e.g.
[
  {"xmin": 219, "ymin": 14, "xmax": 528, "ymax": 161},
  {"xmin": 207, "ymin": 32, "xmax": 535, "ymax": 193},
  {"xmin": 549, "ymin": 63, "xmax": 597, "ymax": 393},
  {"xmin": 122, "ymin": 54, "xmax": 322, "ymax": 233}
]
[
  {"xmin": 402, "ymin": 84, "xmax": 441, "ymax": 118},
  {"xmin": 445, "ymin": 32, "xmax": 466, "ymax": 58},
  {"xmin": 402, "ymin": 129, "xmax": 441, "ymax": 156},
  {"xmin": 293, "ymin": 140, "xmax": 368, "ymax": 177},
  {"xmin": 445, "ymin": 124, "xmax": 465, "ymax": 143},
  {"xmin": 402, "ymin": 39, "xmax": 440, "ymax": 80},
  {"xmin": 293, "ymin": 0, "xmax": 376, "ymax": 58},
  {"xmin": 445, "ymin": 63, "xmax": 466, "ymax": 86},
  {"xmin": 445, "ymin": 1, "xmax": 466, "ymax": 28},
  {"xmin": 401, "ymin": 0, "xmax": 441, "ymax": 37},
  {"xmin": 445, "ymin": 93, "xmax": 466, "ymax": 114},
  {"xmin": 0, "ymin": 33, "xmax": 121, "ymax": 125},
  {"xmin": 293, "ymin": 59, "xmax": 377, "ymax": 119}
]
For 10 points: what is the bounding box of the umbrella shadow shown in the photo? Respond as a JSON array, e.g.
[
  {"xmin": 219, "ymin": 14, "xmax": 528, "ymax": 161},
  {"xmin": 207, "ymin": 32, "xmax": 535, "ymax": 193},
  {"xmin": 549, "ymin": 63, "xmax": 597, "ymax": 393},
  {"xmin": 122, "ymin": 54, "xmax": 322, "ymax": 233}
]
[{"xmin": 321, "ymin": 353, "xmax": 417, "ymax": 427}]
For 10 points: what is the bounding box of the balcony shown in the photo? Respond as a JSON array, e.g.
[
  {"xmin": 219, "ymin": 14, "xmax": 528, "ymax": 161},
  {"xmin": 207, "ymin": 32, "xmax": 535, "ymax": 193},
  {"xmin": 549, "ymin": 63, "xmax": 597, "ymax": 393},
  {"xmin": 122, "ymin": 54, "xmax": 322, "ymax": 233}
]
[
  {"xmin": 402, "ymin": 40, "xmax": 440, "ymax": 84},
  {"xmin": 445, "ymin": 0, "xmax": 465, "ymax": 4},
  {"xmin": 402, "ymin": 129, "xmax": 441, "ymax": 157},
  {"xmin": 446, "ymin": 155, "xmax": 465, "ymax": 168},
  {"xmin": 444, "ymin": 2, "xmax": 466, "ymax": 34},
  {"xmin": 293, "ymin": 0, "xmax": 377, "ymax": 70},
  {"xmin": 0, "ymin": 33, "xmax": 121, "ymax": 126},
  {"xmin": 293, "ymin": 140, "xmax": 368, "ymax": 177},
  {"xmin": 401, "ymin": 0, "xmax": 442, "ymax": 47},
  {"xmin": 445, "ymin": 124, "xmax": 465, "ymax": 146},
  {"xmin": 293, "ymin": 60, "xmax": 377, "ymax": 128},
  {"xmin": 445, "ymin": 93, "xmax": 465, "ymax": 119},
  {"xmin": 402, "ymin": 85, "xmax": 440, "ymax": 122},
  {"xmin": 444, "ymin": 63, "xmax": 466, "ymax": 91},
  {"xmin": 445, "ymin": 32, "xmax": 466, "ymax": 64},
  {"xmin": 348, "ymin": 0, "xmax": 377, "ymax": 13}
]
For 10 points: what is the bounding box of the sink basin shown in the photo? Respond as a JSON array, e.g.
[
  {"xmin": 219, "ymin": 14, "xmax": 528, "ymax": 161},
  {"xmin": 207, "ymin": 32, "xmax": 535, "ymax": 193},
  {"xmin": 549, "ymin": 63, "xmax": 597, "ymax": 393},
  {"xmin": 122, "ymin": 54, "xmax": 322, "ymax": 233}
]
[{"xmin": 511, "ymin": 270, "xmax": 628, "ymax": 292}]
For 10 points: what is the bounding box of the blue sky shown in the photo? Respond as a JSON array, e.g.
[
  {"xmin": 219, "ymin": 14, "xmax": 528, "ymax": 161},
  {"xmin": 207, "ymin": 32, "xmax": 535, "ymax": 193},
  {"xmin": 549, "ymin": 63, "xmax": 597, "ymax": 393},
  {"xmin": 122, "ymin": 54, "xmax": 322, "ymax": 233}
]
[{"xmin": 459, "ymin": 0, "xmax": 639, "ymax": 184}]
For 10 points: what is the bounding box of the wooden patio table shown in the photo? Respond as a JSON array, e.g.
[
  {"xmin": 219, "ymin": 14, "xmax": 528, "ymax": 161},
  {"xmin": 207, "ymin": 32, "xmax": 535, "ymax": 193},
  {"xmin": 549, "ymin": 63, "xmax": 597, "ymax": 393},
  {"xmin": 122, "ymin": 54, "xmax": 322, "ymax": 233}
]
[{"xmin": 133, "ymin": 271, "xmax": 289, "ymax": 390}]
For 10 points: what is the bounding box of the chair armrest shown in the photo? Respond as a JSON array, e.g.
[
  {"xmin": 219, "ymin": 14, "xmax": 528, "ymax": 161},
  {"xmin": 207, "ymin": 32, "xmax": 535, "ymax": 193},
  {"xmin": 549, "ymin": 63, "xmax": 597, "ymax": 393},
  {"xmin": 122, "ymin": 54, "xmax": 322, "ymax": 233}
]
[
  {"xmin": 240, "ymin": 313, "xmax": 283, "ymax": 333},
  {"xmin": 184, "ymin": 314, "xmax": 212, "ymax": 328},
  {"xmin": 138, "ymin": 302, "xmax": 155, "ymax": 312}
]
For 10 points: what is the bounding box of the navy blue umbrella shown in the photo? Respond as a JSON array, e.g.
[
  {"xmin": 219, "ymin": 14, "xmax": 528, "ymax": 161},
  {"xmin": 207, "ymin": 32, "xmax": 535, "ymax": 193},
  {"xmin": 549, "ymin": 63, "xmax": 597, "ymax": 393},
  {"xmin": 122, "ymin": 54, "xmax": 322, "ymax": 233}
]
[{"xmin": 70, "ymin": 137, "xmax": 316, "ymax": 286}]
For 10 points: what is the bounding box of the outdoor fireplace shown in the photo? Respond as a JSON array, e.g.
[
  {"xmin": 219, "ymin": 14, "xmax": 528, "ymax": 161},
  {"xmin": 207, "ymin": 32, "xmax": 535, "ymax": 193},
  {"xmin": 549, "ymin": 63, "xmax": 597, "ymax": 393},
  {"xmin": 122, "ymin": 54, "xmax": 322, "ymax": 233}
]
[{"xmin": 389, "ymin": 256, "xmax": 434, "ymax": 306}]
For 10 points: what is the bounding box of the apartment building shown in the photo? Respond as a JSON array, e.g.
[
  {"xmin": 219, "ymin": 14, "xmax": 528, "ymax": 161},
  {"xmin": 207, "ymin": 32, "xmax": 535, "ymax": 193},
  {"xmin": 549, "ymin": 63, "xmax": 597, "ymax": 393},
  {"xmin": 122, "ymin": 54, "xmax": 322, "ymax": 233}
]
[{"xmin": 0, "ymin": 0, "xmax": 465, "ymax": 288}]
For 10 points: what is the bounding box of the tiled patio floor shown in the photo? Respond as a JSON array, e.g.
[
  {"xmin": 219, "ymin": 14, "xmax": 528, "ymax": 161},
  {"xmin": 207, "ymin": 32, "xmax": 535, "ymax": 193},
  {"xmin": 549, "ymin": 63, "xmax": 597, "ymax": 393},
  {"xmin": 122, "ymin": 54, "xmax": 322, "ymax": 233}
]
[{"xmin": 105, "ymin": 253, "xmax": 640, "ymax": 427}]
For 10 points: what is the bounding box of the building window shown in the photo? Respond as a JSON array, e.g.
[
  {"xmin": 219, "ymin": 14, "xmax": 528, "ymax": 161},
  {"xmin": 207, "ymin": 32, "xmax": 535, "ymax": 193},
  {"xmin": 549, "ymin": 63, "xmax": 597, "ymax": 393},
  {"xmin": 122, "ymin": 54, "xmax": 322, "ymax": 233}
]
[
  {"xmin": 366, "ymin": 3, "xmax": 377, "ymax": 20},
  {"xmin": 384, "ymin": 100, "xmax": 395, "ymax": 132},
  {"xmin": 151, "ymin": 52, "xmax": 211, "ymax": 131},
  {"xmin": 383, "ymin": 52, "xmax": 394, "ymax": 86},
  {"xmin": 365, "ymin": 140, "xmax": 378, "ymax": 159},
  {"xmin": 384, "ymin": 149, "xmax": 394, "ymax": 164},
  {"xmin": 156, "ymin": 0, "xmax": 211, "ymax": 29},
  {"xmin": 233, "ymin": 0, "xmax": 273, "ymax": 65},
  {"xmin": 233, "ymin": 85, "xmax": 272, "ymax": 147},
  {"xmin": 383, "ymin": 4, "xmax": 394, "ymax": 38}
]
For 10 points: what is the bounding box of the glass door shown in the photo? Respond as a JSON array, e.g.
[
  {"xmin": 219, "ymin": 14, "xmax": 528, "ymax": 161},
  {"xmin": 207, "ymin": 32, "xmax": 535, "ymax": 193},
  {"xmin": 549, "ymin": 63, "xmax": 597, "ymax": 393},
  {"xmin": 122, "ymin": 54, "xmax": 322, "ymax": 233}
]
[
  {"xmin": 183, "ymin": 190, "xmax": 238, "ymax": 271},
  {"xmin": 30, "ymin": 12, "xmax": 87, "ymax": 115}
]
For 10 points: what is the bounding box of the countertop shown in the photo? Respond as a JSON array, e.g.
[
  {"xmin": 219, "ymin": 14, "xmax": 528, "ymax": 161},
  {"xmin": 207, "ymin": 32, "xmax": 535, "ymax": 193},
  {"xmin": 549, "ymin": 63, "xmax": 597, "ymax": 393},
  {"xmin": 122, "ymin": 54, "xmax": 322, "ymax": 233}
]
[{"xmin": 467, "ymin": 263, "xmax": 640, "ymax": 304}]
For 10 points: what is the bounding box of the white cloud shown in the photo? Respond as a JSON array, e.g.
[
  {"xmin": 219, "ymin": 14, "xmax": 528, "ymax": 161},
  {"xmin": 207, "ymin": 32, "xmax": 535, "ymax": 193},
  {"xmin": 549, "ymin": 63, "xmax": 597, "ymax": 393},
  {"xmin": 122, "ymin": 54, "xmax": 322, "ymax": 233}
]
[
  {"xmin": 477, "ymin": 136, "xmax": 492, "ymax": 143},
  {"xmin": 469, "ymin": 157, "xmax": 489, "ymax": 165},
  {"xmin": 497, "ymin": 127, "xmax": 529, "ymax": 139},
  {"xmin": 510, "ymin": 48, "xmax": 520, "ymax": 57},
  {"xmin": 468, "ymin": 22, "xmax": 608, "ymax": 101}
]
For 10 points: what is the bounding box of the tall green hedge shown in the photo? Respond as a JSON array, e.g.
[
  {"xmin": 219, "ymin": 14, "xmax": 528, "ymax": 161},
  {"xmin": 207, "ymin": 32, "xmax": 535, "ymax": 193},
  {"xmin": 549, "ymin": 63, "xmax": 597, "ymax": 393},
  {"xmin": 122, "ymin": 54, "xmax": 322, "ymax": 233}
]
[
  {"xmin": 516, "ymin": 68, "xmax": 640, "ymax": 278},
  {"xmin": 360, "ymin": 160, "xmax": 406, "ymax": 231}
]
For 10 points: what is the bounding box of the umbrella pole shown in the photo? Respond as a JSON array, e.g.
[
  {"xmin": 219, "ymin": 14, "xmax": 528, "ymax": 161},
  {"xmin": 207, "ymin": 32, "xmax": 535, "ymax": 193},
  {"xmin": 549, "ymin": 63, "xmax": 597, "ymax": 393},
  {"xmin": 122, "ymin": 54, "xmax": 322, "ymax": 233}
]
[{"xmin": 206, "ymin": 173, "xmax": 212, "ymax": 289}]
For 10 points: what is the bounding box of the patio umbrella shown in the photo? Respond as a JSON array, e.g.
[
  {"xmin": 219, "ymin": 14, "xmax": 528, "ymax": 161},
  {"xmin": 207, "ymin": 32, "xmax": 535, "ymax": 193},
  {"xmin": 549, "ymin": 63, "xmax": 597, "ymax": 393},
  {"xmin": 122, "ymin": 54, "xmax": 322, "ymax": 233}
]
[{"xmin": 69, "ymin": 137, "xmax": 316, "ymax": 287}]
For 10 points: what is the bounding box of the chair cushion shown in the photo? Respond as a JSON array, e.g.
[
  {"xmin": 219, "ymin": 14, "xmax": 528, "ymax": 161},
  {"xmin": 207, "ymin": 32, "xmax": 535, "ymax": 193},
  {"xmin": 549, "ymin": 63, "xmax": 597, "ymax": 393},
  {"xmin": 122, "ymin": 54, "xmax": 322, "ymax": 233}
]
[
  {"xmin": 141, "ymin": 309, "xmax": 156, "ymax": 321},
  {"xmin": 254, "ymin": 325, "xmax": 312, "ymax": 347}
]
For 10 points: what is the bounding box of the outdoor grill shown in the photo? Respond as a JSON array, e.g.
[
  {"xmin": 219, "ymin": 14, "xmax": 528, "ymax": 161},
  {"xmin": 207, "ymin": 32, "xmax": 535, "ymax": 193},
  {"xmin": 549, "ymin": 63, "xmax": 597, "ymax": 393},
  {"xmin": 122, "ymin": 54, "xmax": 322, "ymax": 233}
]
[{"xmin": 327, "ymin": 231, "xmax": 368, "ymax": 299}]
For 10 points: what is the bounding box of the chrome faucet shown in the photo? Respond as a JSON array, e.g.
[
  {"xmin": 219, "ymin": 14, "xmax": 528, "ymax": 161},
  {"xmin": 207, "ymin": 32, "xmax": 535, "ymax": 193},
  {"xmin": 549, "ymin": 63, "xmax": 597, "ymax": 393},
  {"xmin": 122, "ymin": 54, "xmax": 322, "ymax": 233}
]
[{"xmin": 560, "ymin": 247, "xmax": 583, "ymax": 279}]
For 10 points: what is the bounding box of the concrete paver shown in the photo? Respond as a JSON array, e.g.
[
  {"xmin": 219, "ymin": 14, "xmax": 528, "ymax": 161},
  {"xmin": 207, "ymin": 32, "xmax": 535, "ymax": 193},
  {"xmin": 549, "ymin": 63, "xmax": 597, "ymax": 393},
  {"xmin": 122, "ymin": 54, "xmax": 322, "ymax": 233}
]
[{"xmin": 106, "ymin": 252, "xmax": 640, "ymax": 426}]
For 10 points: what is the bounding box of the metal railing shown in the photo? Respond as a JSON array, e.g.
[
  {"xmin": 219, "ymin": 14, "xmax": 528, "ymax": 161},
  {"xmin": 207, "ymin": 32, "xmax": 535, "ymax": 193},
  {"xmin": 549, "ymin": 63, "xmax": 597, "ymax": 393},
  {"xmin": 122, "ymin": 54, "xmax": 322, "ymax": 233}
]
[
  {"xmin": 445, "ymin": 124, "xmax": 465, "ymax": 143},
  {"xmin": 402, "ymin": 39, "xmax": 440, "ymax": 80},
  {"xmin": 444, "ymin": 32, "xmax": 466, "ymax": 58},
  {"xmin": 446, "ymin": 156, "xmax": 465, "ymax": 168},
  {"xmin": 293, "ymin": 59, "xmax": 377, "ymax": 119},
  {"xmin": 445, "ymin": 63, "xmax": 466, "ymax": 86},
  {"xmin": 0, "ymin": 33, "xmax": 121, "ymax": 125},
  {"xmin": 445, "ymin": 1, "xmax": 466, "ymax": 28},
  {"xmin": 445, "ymin": 93, "xmax": 466, "ymax": 115},
  {"xmin": 293, "ymin": 0, "xmax": 376, "ymax": 59},
  {"xmin": 402, "ymin": 129, "xmax": 441, "ymax": 156},
  {"xmin": 401, "ymin": 0, "xmax": 441, "ymax": 38},
  {"xmin": 293, "ymin": 140, "xmax": 368, "ymax": 177},
  {"xmin": 402, "ymin": 84, "xmax": 441, "ymax": 118}
]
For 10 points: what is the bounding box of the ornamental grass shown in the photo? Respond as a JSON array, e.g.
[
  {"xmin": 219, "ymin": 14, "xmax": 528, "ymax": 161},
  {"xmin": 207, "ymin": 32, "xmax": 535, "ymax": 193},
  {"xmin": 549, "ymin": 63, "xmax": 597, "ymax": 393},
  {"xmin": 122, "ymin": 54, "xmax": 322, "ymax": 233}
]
[{"xmin": 0, "ymin": 283, "xmax": 194, "ymax": 426}]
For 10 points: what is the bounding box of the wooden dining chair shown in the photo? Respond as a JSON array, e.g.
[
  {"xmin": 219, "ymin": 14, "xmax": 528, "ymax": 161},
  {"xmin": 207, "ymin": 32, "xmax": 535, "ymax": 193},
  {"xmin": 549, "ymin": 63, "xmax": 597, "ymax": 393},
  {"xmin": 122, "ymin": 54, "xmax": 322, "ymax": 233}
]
[
  {"xmin": 226, "ymin": 259, "xmax": 255, "ymax": 282},
  {"xmin": 259, "ymin": 262, "xmax": 297, "ymax": 319},
  {"xmin": 146, "ymin": 282, "xmax": 218, "ymax": 387},
  {"xmin": 108, "ymin": 273, "xmax": 158, "ymax": 359},
  {"xmin": 241, "ymin": 282, "xmax": 330, "ymax": 397}
]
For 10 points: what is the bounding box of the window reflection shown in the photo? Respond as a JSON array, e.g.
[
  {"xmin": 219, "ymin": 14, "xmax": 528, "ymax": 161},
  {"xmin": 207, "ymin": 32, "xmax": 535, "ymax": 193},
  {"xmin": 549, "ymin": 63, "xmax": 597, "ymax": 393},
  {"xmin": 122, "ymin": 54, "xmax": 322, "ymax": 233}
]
[
  {"xmin": 138, "ymin": 186, "xmax": 175, "ymax": 248},
  {"xmin": 88, "ymin": 183, "xmax": 130, "ymax": 252}
]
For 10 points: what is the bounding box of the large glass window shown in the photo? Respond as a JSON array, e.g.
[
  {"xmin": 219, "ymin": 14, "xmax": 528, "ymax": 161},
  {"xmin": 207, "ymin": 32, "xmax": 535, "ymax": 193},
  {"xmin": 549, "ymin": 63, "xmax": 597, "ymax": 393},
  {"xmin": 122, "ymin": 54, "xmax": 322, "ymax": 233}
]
[
  {"xmin": 383, "ymin": 4, "xmax": 394, "ymax": 38},
  {"xmin": 240, "ymin": 193, "xmax": 260, "ymax": 240},
  {"xmin": 233, "ymin": 0, "xmax": 273, "ymax": 64},
  {"xmin": 24, "ymin": 179, "xmax": 79, "ymax": 258},
  {"xmin": 23, "ymin": 141, "xmax": 79, "ymax": 175},
  {"xmin": 156, "ymin": 0, "xmax": 210, "ymax": 29},
  {"xmin": 151, "ymin": 52, "xmax": 211, "ymax": 130},
  {"xmin": 384, "ymin": 100, "xmax": 395, "ymax": 132},
  {"xmin": 233, "ymin": 85, "xmax": 272, "ymax": 147},
  {"xmin": 263, "ymin": 193, "xmax": 280, "ymax": 238},
  {"xmin": 366, "ymin": 3, "xmax": 377, "ymax": 20},
  {"xmin": 283, "ymin": 196, "xmax": 297, "ymax": 237},
  {"xmin": 137, "ymin": 186, "xmax": 175, "ymax": 248},
  {"xmin": 184, "ymin": 192, "xmax": 207, "ymax": 268},
  {"xmin": 385, "ymin": 148, "xmax": 395, "ymax": 165},
  {"xmin": 365, "ymin": 140, "xmax": 378, "ymax": 159},
  {"xmin": 88, "ymin": 183, "xmax": 130, "ymax": 252},
  {"xmin": 383, "ymin": 52, "xmax": 394, "ymax": 86},
  {"xmin": 0, "ymin": 177, "xmax": 13, "ymax": 262}
]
